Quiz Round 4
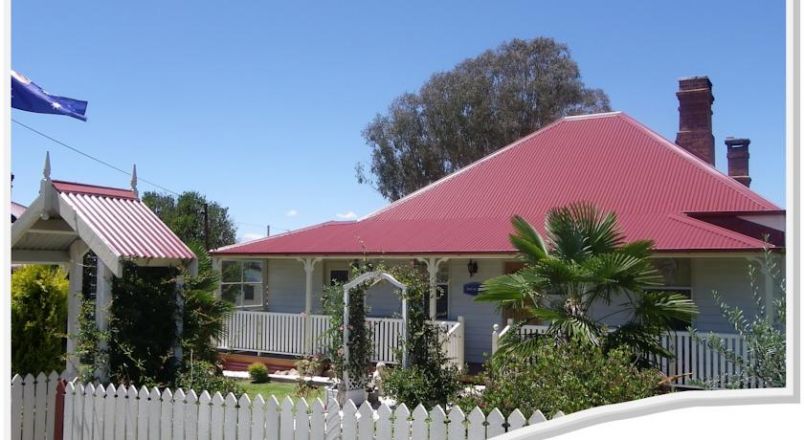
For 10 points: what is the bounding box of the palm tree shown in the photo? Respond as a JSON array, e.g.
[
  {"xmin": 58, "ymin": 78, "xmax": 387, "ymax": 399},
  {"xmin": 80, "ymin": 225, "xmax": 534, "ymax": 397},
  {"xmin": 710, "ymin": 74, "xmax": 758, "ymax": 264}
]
[{"xmin": 477, "ymin": 203, "xmax": 697, "ymax": 363}]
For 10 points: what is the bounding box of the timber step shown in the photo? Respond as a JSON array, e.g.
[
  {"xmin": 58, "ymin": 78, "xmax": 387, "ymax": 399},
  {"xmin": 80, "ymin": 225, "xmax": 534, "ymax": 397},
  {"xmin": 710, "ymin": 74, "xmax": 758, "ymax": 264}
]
[{"xmin": 219, "ymin": 352, "xmax": 299, "ymax": 372}]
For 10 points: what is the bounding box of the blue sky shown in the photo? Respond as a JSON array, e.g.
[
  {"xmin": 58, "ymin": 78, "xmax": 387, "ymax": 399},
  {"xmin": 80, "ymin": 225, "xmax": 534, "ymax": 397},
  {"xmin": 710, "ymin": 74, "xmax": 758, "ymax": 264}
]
[{"xmin": 11, "ymin": 1, "xmax": 786, "ymax": 242}]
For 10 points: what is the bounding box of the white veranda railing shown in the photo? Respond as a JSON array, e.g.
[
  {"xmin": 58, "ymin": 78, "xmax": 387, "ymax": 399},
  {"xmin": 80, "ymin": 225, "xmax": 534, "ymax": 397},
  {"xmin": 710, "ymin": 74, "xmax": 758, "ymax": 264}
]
[
  {"xmin": 491, "ymin": 322, "xmax": 754, "ymax": 388},
  {"xmin": 218, "ymin": 311, "xmax": 465, "ymax": 369}
]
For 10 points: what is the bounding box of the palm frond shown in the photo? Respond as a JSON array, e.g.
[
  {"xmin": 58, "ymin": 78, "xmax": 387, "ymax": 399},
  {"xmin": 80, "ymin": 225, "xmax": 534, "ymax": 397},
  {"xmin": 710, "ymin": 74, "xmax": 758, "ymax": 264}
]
[
  {"xmin": 509, "ymin": 215, "xmax": 548, "ymax": 263},
  {"xmin": 630, "ymin": 290, "xmax": 698, "ymax": 328},
  {"xmin": 606, "ymin": 322, "xmax": 673, "ymax": 360},
  {"xmin": 477, "ymin": 273, "xmax": 539, "ymax": 308},
  {"xmin": 618, "ymin": 240, "xmax": 655, "ymax": 258}
]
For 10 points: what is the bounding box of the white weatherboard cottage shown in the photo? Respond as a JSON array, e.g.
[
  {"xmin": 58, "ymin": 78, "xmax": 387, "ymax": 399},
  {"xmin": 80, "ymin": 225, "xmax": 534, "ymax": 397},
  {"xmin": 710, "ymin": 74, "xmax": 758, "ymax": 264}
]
[{"xmin": 211, "ymin": 77, "xmax": 785, "ymax": 385}]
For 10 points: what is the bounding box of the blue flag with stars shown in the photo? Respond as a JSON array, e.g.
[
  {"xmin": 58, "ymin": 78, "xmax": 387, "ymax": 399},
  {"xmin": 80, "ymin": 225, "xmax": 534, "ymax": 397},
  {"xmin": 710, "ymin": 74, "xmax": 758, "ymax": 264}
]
[{"xmin": 11, "ymin": 70, "xmax": 87, "ymax": 121}]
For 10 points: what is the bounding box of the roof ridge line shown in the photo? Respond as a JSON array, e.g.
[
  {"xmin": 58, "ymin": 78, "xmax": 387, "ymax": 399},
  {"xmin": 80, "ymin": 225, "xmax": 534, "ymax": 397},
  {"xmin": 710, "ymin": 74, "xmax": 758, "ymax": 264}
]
[
  {"xmin": 562, "ymin": 111, "xmax": 623, "ymax": 120},
  {"xmin": 358, "ymin": 115, "xmax": 574, "ymax": 221},
  {"xmin": 51, "ymin": 179, "xmax": 135, "ymax": 194}
]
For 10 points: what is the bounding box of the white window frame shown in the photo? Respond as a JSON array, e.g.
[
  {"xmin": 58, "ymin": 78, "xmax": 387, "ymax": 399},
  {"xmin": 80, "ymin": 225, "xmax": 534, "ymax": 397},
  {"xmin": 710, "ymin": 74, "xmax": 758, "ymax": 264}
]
[{"xmin": 220, "ymin": 260, "xmax": 264, "ymax": 309}]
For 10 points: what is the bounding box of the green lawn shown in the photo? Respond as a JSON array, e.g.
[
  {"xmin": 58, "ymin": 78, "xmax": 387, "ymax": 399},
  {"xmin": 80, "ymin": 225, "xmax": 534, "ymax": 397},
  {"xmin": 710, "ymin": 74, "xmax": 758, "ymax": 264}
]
[{"xmin": 238, "ymin": 379, "xmax": 324, "ymax": 402}]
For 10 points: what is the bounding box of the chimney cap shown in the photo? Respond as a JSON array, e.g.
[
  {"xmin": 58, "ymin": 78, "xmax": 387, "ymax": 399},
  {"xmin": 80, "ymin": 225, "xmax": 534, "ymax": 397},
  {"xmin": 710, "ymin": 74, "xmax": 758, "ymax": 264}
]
[
  {"xmin": 678, "ymin": 76, "xmax": 712, "ymax": 90},
  {"xmin": 725, "ymin": 137, "xmax": 750, "ymax": 147}
]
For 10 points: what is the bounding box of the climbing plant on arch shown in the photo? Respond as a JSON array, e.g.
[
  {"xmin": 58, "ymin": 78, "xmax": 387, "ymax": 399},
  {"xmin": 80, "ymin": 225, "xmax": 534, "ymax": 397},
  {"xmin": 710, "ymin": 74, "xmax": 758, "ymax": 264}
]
[{"xmin": 338, "ymin": 270, "xmax": 409, "ymax": 405}]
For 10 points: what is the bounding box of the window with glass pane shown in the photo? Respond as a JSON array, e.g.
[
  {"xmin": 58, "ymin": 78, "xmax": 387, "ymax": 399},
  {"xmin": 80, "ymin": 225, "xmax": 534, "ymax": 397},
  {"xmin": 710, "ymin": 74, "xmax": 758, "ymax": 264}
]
[{"xmin": 220, "ymin": 260, "xmax": 264, "ymax": 306}]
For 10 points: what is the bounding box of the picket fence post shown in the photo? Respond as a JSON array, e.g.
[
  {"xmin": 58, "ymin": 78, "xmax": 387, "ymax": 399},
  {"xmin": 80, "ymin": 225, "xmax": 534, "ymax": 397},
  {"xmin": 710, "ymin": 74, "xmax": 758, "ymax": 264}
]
[
  {"xmin": 393, "ymin": 403, "xmax": 410, "ymax": 440},
  {"xmin": 324, "ymin": 398, "xmax": 341, "ymax": 440}
]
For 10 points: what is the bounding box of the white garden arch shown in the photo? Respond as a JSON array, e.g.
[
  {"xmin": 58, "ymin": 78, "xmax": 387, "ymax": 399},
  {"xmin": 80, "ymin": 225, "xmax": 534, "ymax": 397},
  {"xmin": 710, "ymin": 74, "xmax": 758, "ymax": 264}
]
[{"xmin": 341, "ymin": 271, "xmax": 409, "ymax": 404}]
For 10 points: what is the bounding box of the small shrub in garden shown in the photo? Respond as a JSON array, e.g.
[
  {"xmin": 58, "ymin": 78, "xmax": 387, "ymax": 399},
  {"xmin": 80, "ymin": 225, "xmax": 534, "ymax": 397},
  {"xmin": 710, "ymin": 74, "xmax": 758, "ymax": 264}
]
[
  {"xmin": 294, "ymin": 355, "xmax": 327, "ymax": 398},
  {"xmin": 463, "ymin": 339, "xmax": 661, "ymax": 416},
  {"xmin": 11, "ymin": 265, "xmax": 69, "ymax": 375},
  {"xmin": 382, "ymin": 362, "xmax": 462, "ymax": 408},
  {"xmin": 176, "ymin": 360, "xmax": 245, "ymax": 396},
  {"xmin": 248, "ymin": 362, "xmax": 270, "ymax": 383}
]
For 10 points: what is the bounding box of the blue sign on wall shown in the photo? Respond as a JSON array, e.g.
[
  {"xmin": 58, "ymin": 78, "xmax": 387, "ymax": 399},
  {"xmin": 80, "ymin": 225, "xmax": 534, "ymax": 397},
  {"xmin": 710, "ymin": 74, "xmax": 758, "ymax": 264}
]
[{"xmin": 463, "ymin": 281, "xmax": 482, "ymax": 296}]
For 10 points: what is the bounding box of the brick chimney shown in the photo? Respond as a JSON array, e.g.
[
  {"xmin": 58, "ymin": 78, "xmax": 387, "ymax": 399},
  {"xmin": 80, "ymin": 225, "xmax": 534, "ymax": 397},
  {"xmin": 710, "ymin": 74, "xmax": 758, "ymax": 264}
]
[
  {"xmin": 725, "ymin": 137, "xmax": 751, "ymax": 187},
  {"xmin": 675, "ymin": 76, "xmax": 715, "ymax": 166}
]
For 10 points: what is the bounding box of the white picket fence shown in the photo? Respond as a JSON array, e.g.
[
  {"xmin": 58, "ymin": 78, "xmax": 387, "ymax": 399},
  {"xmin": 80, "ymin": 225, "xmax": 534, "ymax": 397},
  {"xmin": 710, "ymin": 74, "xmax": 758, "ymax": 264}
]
[
  {"xmin": 10, "ymin": 372, "xmax": 62, "ymax": 440},
  {"xmin": 491, "ymin": 323, "xmax": 754, "ymax": 388},
  {"xmin": 11, "ymin": 373, "xmax": 561, "ymax": 440},
  {"xmin": 218, "ymin": 311, "xmax": 465, "ymax": 369}
]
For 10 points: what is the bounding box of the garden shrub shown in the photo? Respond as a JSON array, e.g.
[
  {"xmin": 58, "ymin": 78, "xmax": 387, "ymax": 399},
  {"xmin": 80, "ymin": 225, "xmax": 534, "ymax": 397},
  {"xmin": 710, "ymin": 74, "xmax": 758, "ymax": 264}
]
[
  {"xmin": 176, "ymin": 360, "xmax": 245, "ymax": 396},
  {"xmin": 382, "ymin": 362, "xmax": 462, "ymax": 408},
  {"xmin": 380, "ymin": 264, "xmax": 462, "ymax": 407},
  {"xmin": 248, "ymin": 362, "xmax": 270, "ymax": 383},
  {"xmin": 75, "ymin": 246, "xmax": 232, "ymax": 389},
  {"xmin": 462, "ymin": 339, "xmax": 661, "ymax": 416},
  {"xmin": 107, "ymin": 263, "xmax": 179, "ymax": 386},
  {"xmin": 295, "ymin": 355, "xmax": 326, "ymax": 398},
  {"xmin": 11, "ymin": 265, "xmax": 69, "ymax": 375},
  {"xmin": 181, "ymin": 244, "xmax": 234, "ymax": 365}
]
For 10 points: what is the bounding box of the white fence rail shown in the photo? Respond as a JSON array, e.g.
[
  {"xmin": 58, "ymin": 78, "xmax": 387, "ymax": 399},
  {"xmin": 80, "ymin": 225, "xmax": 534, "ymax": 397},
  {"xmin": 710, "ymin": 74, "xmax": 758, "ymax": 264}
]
[
  {"xmin": 491, "ymin": 323, "xmax": 753, "ymax": 388},
  {"xmin": 219, "ymin": 311, "xmax": 465, "ymax": 369},
  {"xmin": 11, "ymin": 373, "xmax": 561, "ymax": 440}
]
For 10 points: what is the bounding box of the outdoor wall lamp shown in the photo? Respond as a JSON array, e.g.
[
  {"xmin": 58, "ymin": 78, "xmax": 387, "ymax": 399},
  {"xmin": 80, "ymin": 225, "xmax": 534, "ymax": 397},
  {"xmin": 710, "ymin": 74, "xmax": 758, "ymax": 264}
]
[{"xmin": 467, "ymin": 259, "xmax": 478, "ymax": 277}]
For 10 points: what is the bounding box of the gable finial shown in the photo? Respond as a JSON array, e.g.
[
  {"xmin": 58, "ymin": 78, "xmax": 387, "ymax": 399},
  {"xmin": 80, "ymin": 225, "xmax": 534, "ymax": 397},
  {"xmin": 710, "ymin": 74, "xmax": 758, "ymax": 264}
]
[
  {"xmin": 131, "ymin": 163, "xmax": 138, "ymax": 196},
  {"xmin": 43, "ymin": 151, "xmax": 51, "ymax": 181}
]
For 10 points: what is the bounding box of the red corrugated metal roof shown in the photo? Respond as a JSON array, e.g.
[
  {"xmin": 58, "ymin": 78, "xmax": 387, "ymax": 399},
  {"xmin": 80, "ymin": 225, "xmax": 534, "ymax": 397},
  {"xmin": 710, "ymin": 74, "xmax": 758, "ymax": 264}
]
[
  {"xmin": 55, "ymin": 183, "xmax": 196, "ymax": 260},
  {"xmin": 213, "ymin": 112, "xmax": 781, "ymax": 256}
]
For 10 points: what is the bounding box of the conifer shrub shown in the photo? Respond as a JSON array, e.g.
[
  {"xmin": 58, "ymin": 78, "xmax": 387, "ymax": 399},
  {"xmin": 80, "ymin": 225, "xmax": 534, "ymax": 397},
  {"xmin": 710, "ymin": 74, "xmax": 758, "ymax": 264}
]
[{"xmin": 11, "ymin": 265, "xmax": 69, "ymax": 375}]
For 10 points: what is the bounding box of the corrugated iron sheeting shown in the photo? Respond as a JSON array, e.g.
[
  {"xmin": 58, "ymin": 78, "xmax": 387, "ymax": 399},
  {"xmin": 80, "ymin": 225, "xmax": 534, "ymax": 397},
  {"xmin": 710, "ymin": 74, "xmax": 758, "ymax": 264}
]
[
  {"xmin": 60, "ymin": 192, "xmax": 195, "ymax": 260},
  {"xmin": 214, "ymin": 112, "xmax": 780, "ymax": 256}
]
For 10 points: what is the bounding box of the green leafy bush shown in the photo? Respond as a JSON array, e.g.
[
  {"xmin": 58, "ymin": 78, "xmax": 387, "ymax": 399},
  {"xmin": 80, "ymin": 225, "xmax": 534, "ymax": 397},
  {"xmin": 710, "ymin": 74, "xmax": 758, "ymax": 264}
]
[
  {"xmin": 181, "ymin": 244, "xmax": 234, "ymax": 365},
  {"xmin": 380, "ymin": 265, "xmax": 462, "ymax": 407},
  {"xmin": 462, "ymin": 339, "xmax": 661, "ymax": 416},
  {"xmin": 11, "ymin": 265, "xmax": 69, "ymax": 375},
  {"xmin": 107, "ymin": 263, "xmax": 179, "ymax": 386},
  {"xmin": 176, "ymin": 360, "xmax": 245, "ymax": 396},
  {"xmin": 382, "ymin": 363, "xmax": 462, "ymax": 408},
  {"xmin": 248, "ymin": 362, "xmax": 270, "ymax": 383},
  {"xmin": 75, "ymin": 246, "xmax": 232, "ymax": 389}
]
